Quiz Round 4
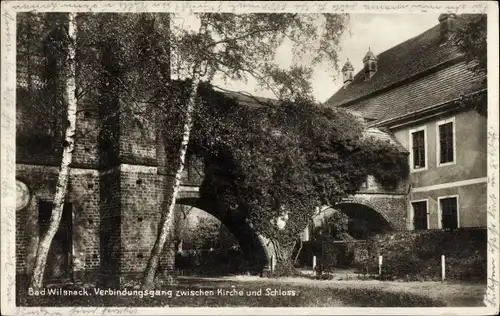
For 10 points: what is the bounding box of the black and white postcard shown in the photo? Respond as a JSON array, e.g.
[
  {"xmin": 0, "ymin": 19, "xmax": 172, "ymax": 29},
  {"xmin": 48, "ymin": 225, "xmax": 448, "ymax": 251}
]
[{"xmin": 1, "ymin": 1, "xmax": 499, "ymax": 315}]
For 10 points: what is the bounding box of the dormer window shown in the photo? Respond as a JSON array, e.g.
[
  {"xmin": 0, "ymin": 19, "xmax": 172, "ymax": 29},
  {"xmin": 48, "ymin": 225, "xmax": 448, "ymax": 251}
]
[
  {"xmin": 363, "ymin": 48, "xmax": 378, "ymax": 81},
  {"xmin": 342, "ymin": 59, "xmax": 354, "ymax": 88},
  {"xmin": 364, "ymin": 61, "xmax": 377, "ymax": 75}
]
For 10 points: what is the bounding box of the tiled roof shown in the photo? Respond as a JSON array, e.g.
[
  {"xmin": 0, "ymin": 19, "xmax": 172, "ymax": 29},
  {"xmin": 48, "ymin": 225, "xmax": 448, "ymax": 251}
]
[
  {"xmin": 324, "ymin": 15, "xmax": 486, "ymax": 124},
  {"xmin": 351, "ymin": 62, "xmax": 485, "ymax": 125}
]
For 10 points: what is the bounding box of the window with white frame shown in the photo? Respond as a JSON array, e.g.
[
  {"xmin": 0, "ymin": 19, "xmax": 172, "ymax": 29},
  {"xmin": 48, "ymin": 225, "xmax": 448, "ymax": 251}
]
[
  {"xmin": 439, "ymin": 196, "xmax": 459, "ymax": 229},
  {"xmin": 411, "ymin": 200, "xmax": 428, "ymax": 230},
  {"xmin": 437, "ymin": 118, "xmax": 455, "ymax": 166},
  {"xmin": 410, "ymin": 126, "xmax": 427, "ymax": 171}
]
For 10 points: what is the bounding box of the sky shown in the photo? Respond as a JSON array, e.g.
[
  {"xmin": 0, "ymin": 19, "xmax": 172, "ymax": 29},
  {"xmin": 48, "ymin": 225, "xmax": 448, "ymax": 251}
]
[{"xmin": 212, "ymin": 13, "xmax": 441, "ymax": 103}]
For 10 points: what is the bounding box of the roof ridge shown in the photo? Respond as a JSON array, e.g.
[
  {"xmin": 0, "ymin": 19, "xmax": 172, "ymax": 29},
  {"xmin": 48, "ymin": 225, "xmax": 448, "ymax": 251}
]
[
  {"xmin": 337, "ymin": 54, "xmax": 464, "ymax": 108},
  {"xmin": 214, "ymin": 88, "xmax": 277, "ymax": 103},
  {"xmin": 368, "ymin": 23, "xmax": 439, "ymax": 66},
  {"xmin": 325, "ymin": 15, "xmax": 472, "ymax": 110}
]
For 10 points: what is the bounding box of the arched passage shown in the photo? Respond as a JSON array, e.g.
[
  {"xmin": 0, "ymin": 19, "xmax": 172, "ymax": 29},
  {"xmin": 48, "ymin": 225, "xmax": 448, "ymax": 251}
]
[
  {"xmin": 298, "ymin": 201, "xmax": 394, "ymax": 269},
  {"xmin": 311, "ymin": 199, "xmax": 394, "ymax": 240},
  {"xmin": 333, "ymin": 203, "xmax": 393, "ymax": 239},
  {"xmin": 175, "ymin": 196, "xmax": 270, "ymax": 274}
]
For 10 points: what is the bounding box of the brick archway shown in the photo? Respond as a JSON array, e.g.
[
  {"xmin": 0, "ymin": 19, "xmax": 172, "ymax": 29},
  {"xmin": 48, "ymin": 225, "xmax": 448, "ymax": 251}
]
[
  {"xmin": 176, "ymin": 194, "xmax": 271, "ymax": 274},
  {"xmin": 311, "ymin": 197, "xmax": 395, "ymax": 240},
  {"xmin": 336, "ymin": 196, "xmax": 396, "ymax": 230}
]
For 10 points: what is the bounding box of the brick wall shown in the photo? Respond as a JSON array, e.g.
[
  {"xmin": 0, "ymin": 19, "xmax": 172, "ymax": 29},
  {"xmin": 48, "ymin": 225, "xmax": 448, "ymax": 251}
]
[
  {"xmin": 98, "ymin": 167, "xmax": 121, "ymax": 285},
  {"xmin": 358, "ymin": 175, "xmax": 408, "ymax": 195},
  {"xmin": 73, "ymin": 107, "xmax": 100, "ymax": 169},
  {"xmin": 16, "ymin": 192, "xmax": 29, "ymax": 273},
  {"xmin": 340, "ymin": 194, "xmax": 407, "ymax": 230},
  {"xmin": 118, "ymin": 103, "xmax": 157, "ymax": 167},
  {"xmin": 15, "ymin": 165, "xmax": 100, "ymax": 282},
  {"xmin": 16, "ymin": 13, "xmax": 65, "ymax": 167},
  {"xmin": 16, "ymin": 165, "xmax": 59, "ymax": 275},
  {"xmin": 15, "ymin": 13, "xmax": 180, "ymax": 288},
  {"xmin": 68, "ymin": 172, "xmax": 100, "ymax": 281},
  {"xmin": 120, "ymin": 166, "xmax": 162, "ymax": 273}
]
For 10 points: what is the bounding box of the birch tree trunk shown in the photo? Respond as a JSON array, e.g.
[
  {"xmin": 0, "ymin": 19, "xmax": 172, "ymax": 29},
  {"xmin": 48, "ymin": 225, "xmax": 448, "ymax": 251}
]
[
  {"xmin": 142, "ymin": 75, "xmax": 200, "ymax": 289},
  {"xmin": 30, "ymin": 13, "xmax": 78, "ymax": 290}
]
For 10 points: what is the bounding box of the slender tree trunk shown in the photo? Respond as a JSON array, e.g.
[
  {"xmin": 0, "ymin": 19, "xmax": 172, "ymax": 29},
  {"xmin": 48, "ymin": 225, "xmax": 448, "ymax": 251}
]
[
  {"xmin": 294, "ymin": 238, "xmax": 303, "ymax": 265},
  {"xmin": 177, "ymin": 240, "xmax": 183, "ymax": 254},
  {"xmin": 142, "ymin": 76, "xmax": 200, "ymax": 289},
  {"xmin": 30, "ymin": 13, "xmax": 78, "ymax": 290}
]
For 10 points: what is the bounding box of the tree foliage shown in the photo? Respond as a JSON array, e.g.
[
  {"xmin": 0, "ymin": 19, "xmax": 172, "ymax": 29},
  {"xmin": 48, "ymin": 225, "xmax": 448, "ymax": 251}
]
[
  {"xmin": 452, "ymin": 14, "xmax": 487, "ymax": 117},
  {"xmin": 310, "ymin": 210, "xmax": 354, "ymax": 273},
  {"xmin": 312, "ymin": 210, "xmax": 352, "ymax": 241},
  {"xmin": 170, "ymin": 13, "xmax": 349, "ymax": 100},
  {"xmin": 453, "ymin": 14, "xmax": 487, "ymax": 76},
  {"xmin": 362, "ymin": 136, "xmax": 409, "ymax": 189},
  {"xmin": 188, "ymin": 217, "xmax": 222, "ymax": 250},
  {"xmin": 16, "ymin": 13, "xmax": 69, "ymax": 156},
  {"xmin": 17, "ymin": 13, "xmax": 173, "ymax": 149}
]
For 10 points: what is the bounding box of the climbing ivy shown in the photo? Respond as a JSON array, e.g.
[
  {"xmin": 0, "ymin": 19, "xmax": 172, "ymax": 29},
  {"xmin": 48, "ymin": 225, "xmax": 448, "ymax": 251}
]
[
  {"xmin": 362, "ymin": 136, "xmax": 409, "ymax": 190},
  {"xmin": 161, "ymin": 82, "xmax": 409, "ymax": 274}
]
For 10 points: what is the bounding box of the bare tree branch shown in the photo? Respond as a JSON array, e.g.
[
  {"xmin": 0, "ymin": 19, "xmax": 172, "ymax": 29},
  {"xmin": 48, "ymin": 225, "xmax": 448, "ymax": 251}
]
[{"xmin": 205, "ymin": 27, "xmax": 279, "ymax": 49}]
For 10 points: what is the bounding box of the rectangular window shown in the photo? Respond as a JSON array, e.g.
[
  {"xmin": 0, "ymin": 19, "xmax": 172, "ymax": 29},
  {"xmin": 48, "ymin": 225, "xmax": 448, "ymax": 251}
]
[
  {"xmin": 412, "ymin": 201, "xmax": 428, "ymax": 230},
  {"xmin": 440, "ymin": 197, "xmax": 459, "ymax": 229},
  {"xmin": 411, "ymin": 130, "xmax": 426, "ymax": 169},
  {"xmin": 438, "ymin": 120, "xmax": 455, "ymax": 165}
]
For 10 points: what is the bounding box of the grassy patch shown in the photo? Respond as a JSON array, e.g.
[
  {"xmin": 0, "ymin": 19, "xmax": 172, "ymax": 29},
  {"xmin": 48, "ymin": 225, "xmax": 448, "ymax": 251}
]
[{"xmin": 17, "ymin": 278, "xmax": 446, "ymax": 307}]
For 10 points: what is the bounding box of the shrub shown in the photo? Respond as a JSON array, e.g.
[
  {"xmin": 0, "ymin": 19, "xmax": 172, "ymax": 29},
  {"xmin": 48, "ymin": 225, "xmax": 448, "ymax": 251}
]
[
  {"xmin": 319, "ymin": 240, "xmax": 338, "ymax": 273},
  {"xmin": 175, "ymin": 248, "xmax": 251, "ymax": 276},
  {"xmin": 314, "ymin": 273, "xmax": 335, "ymax": 280},
  {"xmin": 297, "ymin": 239, "xmax": 369, "ymax": 272},
  {"xmin": 360, "ymin": 228, "xmax": 487, "ymax": 281},
  {"xmin": 352, "ymin": 246, "xmax": 370, "ymax": 269}
]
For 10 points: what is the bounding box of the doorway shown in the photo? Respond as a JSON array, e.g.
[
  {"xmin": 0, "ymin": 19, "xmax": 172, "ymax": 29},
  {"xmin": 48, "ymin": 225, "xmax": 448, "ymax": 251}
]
[{"xmin": 38, "ymin": 200, "xmax": 73, "ymax": 282}]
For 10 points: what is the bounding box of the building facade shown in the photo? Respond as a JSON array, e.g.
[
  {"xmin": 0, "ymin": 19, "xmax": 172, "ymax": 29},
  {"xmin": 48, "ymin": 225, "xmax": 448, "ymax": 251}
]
[{"xmin": 325, "ymin": 13, "xmax": 487, "ymax": 232}]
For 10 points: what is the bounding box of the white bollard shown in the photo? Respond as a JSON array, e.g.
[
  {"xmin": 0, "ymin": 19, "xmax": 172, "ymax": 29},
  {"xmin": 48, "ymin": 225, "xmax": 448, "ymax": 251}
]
[
  {"xmin": 441, "ymin": 255, "xmax": 446, "ymax": 281},
  {"xmin": 378, "ymin": 255, "xmax": 383, "ymax": 276},
  {"xmin": 271, "ymin": 255, "xmax": 275, "ymax": 272},
  {"xmin": 312, "ymin": 255, "xmax": 317, "ymax": 275}
]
